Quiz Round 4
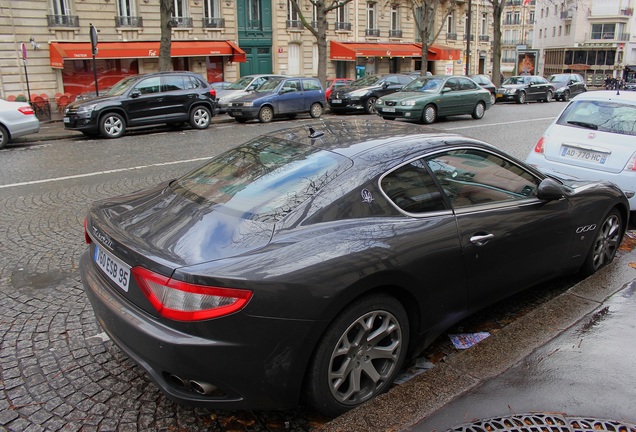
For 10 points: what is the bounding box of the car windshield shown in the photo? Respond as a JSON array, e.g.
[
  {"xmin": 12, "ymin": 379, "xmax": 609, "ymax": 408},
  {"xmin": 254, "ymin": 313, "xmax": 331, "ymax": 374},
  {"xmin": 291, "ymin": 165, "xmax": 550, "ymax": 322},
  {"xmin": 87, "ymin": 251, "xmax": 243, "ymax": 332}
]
[
  {"xmin": 104, "ymin": 76, "xmax": 139, "ymax": 96},
  {"xmin": 255, "ymin": 77, "xmax": 285, "ymax": 92},
  {"xmin": 504, "ymin": 76, "xmax": 530, "ymax": 85},
  {"xmin": 402, "ymin": 77, "xmax": 445, "ymax": 92},
  {"xmin": 549, "ymin": 75, "xmax": 569, "ymax": 83},
  {"xmin": 351, "ymin": 75, "xmax": 380, "ymax": 87},
  {"xmin": 226, "ymin": 76, "xmax": 256, "ymax": 90},
  {"xmin": 171, "ymin": 137, "xmax": 352, "ymax": 222},
  {"xmin": 558, "ymin": 100, "xmax": 636, "ymax": 136}
]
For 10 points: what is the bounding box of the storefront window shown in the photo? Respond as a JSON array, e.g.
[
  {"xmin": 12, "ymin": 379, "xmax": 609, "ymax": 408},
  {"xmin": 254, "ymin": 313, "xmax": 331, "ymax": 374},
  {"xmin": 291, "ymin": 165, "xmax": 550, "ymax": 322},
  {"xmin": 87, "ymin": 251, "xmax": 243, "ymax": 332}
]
[
  {"xmin": 61, "ymin": 58, "xmax": 138, "ymax": 97},
  {"xmin": 206, "ymin": 57, "xmax": 224, "ymax": 82}
]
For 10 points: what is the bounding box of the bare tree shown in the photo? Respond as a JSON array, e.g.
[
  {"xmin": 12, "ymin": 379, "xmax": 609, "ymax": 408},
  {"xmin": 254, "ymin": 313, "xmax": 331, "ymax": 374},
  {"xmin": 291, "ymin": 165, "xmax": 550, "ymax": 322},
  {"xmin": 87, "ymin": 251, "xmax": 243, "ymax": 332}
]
[
  {"xmin": 159, "ymin": 0, "xmax": 174, "ymax": 72},
  {"xmin": 410, "ymin": 0, "xmax": 458, "ymax": 76},
  {"xmin": 489, "ymin": 0, "xmax": 505, "ymax": 85},
  {"xmin": 289, "ymin": 0, "xmax": 355, "ymax": 88}
]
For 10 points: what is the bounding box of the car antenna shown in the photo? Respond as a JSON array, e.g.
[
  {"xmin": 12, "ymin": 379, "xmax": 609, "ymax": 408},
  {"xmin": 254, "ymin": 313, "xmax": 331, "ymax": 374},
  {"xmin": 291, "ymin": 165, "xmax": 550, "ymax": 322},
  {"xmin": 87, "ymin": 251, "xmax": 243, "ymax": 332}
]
[{"xmin": 308, "ymin": 127, "xmax": 324, "ymax": 139}]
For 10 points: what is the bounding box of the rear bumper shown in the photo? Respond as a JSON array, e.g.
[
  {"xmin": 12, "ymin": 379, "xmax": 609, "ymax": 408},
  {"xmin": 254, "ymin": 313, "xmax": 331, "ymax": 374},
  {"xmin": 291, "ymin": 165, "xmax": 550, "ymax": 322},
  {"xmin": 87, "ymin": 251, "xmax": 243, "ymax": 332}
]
[{"xmin": 80, "ymin": 250, "xmax": 318, "ymax": 410}]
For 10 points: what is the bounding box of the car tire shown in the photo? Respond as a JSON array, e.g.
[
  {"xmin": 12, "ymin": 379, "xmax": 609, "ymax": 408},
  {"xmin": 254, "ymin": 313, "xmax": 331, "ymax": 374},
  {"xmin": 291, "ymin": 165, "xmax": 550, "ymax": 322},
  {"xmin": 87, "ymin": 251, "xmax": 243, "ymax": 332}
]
[
  {"xmin": 99, "ymin": 113, "xmax": 126, "ymax": 139},
  {"xmin": 421, "ymin": 104, "xmax": 437, "ymax": 124},
  {"xmin": 365, "ymin": 97, "xmax": 377, "ymax": 114},
  {"xmin": 562, "ymin": 90, "xmax": 570, "ymax": 102},
  {"xmin": 304, "ymin": 294, "xmax": 409, "ymax": 417},
  {"xmin": 489, "ymin": 92, "xmax": 496, "ymax": 106},
  {"xmin": 310, "ymin": 103, "xmax": 323, "ymax": 118},
  {"xmin": 190, "ymin": 106, "xmax": 211, "ymax": 129},
  {"xmin": 472, "ymin": 101, "xmax": 486, "ymax": 119},
  {"xmin": 258, "ymin": 106, "xmax": 274, "ymax": 123},
  {"xmin": 580, "ymin": 208, "xmax": 623, "ymax": 276},
  {"xmin": 0, "ymin": 124, "xmax": 9, "ymax": 149},
  {"xmin": 544, "ymin": 90, "xmax": 553, "ymax": 103},
  {"xmin": 516, "ymin": 91, "xmax": 526, "ymax": 104}
]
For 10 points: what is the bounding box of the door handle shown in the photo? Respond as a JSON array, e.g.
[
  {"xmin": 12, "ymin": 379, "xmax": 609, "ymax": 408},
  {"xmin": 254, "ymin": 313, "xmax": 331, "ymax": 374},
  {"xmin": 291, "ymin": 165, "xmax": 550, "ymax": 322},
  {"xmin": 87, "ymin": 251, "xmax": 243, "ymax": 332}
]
[{"xmin": 470, "ymin": 233, "xmax": 494, "ymax": 246}]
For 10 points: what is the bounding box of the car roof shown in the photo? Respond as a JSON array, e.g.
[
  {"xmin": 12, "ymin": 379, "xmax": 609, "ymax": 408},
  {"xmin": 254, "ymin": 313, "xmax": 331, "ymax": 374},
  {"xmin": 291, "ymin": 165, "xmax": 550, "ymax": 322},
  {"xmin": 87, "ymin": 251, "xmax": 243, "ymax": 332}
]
[{"xmin": 569, "ymin": 90, "xmax": 636, "ymax": 104}]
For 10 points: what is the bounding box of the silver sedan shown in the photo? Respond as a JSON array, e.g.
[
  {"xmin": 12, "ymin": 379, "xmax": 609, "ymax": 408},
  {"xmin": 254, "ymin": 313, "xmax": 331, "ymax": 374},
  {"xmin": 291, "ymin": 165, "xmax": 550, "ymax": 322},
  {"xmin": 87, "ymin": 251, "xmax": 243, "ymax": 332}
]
[{"xmin": 0, "ymin": 98, "xmax": 40, "ymax": 149}]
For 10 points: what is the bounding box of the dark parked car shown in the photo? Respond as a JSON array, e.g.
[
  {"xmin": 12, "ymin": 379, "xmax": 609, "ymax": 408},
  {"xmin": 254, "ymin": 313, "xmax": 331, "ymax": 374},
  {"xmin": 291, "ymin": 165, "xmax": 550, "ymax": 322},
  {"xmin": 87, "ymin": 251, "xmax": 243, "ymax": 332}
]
[
  {"xmin": 328, "ymin": 74, "xmax": 414, "ymax": 114},
  {"xmin": 63, "ymin": 71, "xmax": 217, "ymax": 138},
  {"xmin": 375, "ymin": 75, "xmax": 492, "ymax": 124},
  {"xmin": 548, "ymin": 73, "xmax": 587, "ymax": 101},
  {"xmin": 496, "ymin": 75, "xmax": 555, "ymax": 104},
  {"xmin": 470, "ymin": 74, "xmax": 497, "ymax": 105},
  {"xmin": 325, "ymin": 78, "xmax": 354, "ymax": 100},
  {"xmin": 227, "ymin": 76, "xmax": 324, "ymax": 123},
  {"xmin": 624, "ymin": 79, "xmax": 636, "ymax": 91},
  {"xmin": 81, "ymin": 119, "xmax": 627, "ymax": 417}
]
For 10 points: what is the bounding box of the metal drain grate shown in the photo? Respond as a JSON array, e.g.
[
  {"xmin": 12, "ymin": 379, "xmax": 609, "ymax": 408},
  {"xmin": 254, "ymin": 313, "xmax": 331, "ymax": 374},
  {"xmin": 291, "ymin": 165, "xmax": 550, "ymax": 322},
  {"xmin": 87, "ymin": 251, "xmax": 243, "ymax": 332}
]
[{"xmin": 448, "ymin": 414, "xmax": 636, "ymax": 432}]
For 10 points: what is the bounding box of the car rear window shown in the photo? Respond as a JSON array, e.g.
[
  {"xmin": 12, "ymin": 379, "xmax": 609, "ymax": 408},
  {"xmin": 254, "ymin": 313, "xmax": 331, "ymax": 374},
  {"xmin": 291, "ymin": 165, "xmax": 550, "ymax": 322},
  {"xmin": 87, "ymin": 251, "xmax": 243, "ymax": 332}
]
[
  {"xmin": 171, "ymin": 137, "xmax": 351, "ymax": 222},
  {"xmin": 557, "ymin": 99, "xmax": 636, "ymax": 136}
]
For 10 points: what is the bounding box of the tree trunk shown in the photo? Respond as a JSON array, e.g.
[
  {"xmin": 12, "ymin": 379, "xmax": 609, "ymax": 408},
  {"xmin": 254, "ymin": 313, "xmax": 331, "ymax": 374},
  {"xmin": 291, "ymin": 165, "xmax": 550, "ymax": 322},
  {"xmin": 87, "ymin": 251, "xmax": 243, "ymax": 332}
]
[{"xmin": 159, "ymin": 0, "xmax": 173, "ymax": 72}]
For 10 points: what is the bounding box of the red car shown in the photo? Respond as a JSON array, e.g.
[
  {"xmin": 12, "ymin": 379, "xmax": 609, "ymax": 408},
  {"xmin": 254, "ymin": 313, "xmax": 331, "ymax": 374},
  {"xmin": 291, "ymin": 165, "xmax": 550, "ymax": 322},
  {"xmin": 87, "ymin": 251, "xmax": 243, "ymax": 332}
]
[{"xmin": 325, "ymin": 78, "xmax": 354, "ymax": 100}]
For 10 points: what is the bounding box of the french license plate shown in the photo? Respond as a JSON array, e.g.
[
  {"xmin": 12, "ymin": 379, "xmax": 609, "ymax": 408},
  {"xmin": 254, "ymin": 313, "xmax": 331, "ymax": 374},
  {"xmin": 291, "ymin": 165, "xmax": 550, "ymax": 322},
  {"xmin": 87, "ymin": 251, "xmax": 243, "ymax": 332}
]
[
  {"xmin": 63, "ymin": 117, "xmax": 70, "ymax": 123},
  {"xmin": 94, "ymin": 244, "xmax": 131, "ymax": 292},
  {"xmin": 561, "ymin": 146, "xmax": 608, "ymax": 164},
  {"xmin": 383, "ymin": 107, "xmax": 396, "ymax": 113},
  {"xmin": 330, "ymin": 100, "xmax": 342, "ymax": 104},
  {"xmin": 496, "ymin": 93, "xmax": 503, "ymax": 98}
]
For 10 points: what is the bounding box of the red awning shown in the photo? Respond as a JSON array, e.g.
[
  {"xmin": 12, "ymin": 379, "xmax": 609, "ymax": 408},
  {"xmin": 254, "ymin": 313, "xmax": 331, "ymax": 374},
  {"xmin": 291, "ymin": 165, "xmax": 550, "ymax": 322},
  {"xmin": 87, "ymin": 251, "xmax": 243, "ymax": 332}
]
[
  {"xmin": 424, "ymin": 44, "xmax": 462, "ymax": 61},
  {"xmin": 49, "ymin": 41, "xmax": 246, "ymax": 68},
  {"xmin": 330, "ymin": 41, "xmax": 424, "ymax": 61}
]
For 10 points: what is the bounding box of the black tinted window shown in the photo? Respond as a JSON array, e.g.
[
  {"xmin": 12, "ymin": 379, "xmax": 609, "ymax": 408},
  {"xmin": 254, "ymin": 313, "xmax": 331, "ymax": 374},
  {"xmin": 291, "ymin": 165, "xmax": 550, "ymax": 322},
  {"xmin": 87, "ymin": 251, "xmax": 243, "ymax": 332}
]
[
  {"xmin": 381, "ymin": 159, "xmax": 447, "ymax": 213},
  {"xmin": 163, "ymin": 75, "xmax": 187, "ymax": 92}
]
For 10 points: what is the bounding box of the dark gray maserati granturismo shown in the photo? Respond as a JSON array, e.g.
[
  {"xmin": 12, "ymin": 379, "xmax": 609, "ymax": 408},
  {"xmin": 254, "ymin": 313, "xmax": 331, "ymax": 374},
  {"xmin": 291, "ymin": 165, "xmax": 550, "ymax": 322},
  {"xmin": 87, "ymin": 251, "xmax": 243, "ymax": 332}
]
[{"xmin": 80, "ymin": 119, "xmax": 628, "ymax": 417}]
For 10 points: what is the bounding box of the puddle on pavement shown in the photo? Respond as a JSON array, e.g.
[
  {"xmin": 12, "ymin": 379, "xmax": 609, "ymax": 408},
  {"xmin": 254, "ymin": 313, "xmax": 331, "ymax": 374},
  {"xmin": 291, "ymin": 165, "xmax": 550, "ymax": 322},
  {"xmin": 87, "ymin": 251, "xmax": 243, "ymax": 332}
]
[{"xmin": 11, "ymin": 267, "xmax": 74, "ymax": 291}]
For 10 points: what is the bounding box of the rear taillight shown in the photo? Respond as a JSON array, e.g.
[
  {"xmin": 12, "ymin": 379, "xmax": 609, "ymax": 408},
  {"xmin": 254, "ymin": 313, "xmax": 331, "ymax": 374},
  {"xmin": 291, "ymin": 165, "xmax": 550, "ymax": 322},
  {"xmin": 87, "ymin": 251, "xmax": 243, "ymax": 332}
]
[
  {"xmin": 209, "ymin": 88, "xmax": 216, "ymax": 98},
  {"xmin": 132, "ymin": 267, "xmax": 252, "ymax": 321},
  {"xmin": 533, "ymin": 136, "xmax": 545, "ymax": 154},
  {"xmin": 18, "ymin": 106, "xmax": 35, "ymax": 115},
  {"xmin": 84, "ymin": 218, "xmax": 92, "ymax": 244},
  {"xmin": 624, "ymin": 153, "xmax": 636, "ymax": 172}
]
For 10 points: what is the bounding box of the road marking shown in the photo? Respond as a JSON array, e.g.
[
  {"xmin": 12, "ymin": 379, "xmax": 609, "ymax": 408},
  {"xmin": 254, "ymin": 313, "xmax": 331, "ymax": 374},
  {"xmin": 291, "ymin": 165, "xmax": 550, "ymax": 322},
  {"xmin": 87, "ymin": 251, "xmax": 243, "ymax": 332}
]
[
  {"xmin": 0, "ymin": 157, "xmax": 210, "ymax": 189},
  {"xmin": 440, "ymin": 116, "xmax": 557, "ymax": 131}
]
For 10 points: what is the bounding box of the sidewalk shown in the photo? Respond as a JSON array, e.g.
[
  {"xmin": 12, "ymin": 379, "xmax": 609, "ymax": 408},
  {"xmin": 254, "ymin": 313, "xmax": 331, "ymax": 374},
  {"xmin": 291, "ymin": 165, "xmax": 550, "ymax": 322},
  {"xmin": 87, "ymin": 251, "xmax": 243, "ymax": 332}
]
[{"xmin": 322, "ymin": 247, "xmax": 636, "ymax": 431}]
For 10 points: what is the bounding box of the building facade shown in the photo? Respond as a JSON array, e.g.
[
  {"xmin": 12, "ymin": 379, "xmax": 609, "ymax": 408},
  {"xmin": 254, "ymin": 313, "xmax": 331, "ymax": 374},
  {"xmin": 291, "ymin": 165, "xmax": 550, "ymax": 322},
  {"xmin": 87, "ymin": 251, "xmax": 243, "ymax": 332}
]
[
  {"xmin": 0, "ymin": 0, "xmax": 495, "ymax": 107},
  {"xmin": 500, "ymin": 0, "xmax": 536, "ymax": 77},
  {"xmin": 532, "ymin": 0, "xmax": 635, "ymax": 86}
]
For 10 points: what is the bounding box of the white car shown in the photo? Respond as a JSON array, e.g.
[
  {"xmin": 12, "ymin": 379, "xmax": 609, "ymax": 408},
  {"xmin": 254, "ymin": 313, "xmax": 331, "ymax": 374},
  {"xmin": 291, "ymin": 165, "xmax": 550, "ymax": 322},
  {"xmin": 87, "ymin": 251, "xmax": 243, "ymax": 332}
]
[
  {"xmin": 0, "ymin": 98, "xmax": 40, "ymax": 149},
  {"xmin": 526, "ymin": 90, "xmax": 636, "ymax": 210}
]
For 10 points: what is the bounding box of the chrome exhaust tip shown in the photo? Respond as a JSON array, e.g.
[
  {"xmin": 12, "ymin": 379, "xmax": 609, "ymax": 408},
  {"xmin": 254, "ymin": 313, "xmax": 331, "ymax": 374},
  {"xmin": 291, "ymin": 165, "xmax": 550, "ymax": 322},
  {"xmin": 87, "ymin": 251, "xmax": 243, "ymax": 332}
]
[{"xmin": 189, "ymin": 380, "xmax": 217, "ymax": 395}]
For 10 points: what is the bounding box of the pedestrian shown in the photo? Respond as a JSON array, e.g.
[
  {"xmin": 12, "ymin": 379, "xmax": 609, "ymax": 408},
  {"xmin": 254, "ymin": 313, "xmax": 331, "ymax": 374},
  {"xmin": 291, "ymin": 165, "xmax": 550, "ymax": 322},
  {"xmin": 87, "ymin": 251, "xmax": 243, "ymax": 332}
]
[{"xmin": 605, "ymin": 75, "xmax": 612, "ymax": 90}]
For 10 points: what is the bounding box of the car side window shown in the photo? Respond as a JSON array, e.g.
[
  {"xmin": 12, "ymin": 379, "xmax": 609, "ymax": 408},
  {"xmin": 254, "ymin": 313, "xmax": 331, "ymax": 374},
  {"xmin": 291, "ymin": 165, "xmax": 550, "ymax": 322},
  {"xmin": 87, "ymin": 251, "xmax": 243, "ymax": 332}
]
[
  {"xmin": 185, "ymin": 76, "xmax": 202, "ymax": 89},
  {"xmin": 135, "ymin": 77, "xmax": 161, "ymax": 94},
  {"xmin": 458, "ymin": 77, "xmax": 478, "ymax": 90},
  {"xmin": 302, "ymin": 78, "xmax": 321, "ymax": 91},
  {"xmin": 425, "ymin": 149, "xmax": 540, "ymax": 209},
  {"xmin": 163, "ymin": 75, "xmax": 187, "ymax": 92},
  {"xmin": 283, "ymin": 79, "xmax": 300, "ymax": 92},
  {"xmin": 446, "ymin": 78, "xmax": 460, "ymax": 91},
  {"xmin": 381, "ymin": 159, "xmax": 448, "ymax": 214}
]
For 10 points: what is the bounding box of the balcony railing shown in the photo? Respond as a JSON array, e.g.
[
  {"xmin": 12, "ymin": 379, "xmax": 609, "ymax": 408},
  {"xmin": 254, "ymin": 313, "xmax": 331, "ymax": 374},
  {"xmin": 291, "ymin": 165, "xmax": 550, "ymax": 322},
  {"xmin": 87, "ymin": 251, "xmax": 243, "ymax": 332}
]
[
  {"xmin": 203, "ymin": 17, "xmax": 225, "ymax": 28},
  {"xmin": 589, "ymin": 32, "xmax": 630, "ymax": 41},
  {"xmin": 365, "ymin": 28, "xmax": 380, "ymax": 37},
  {"xmin": 170, "ymin": 16, "xmax": 193, "ymax": 27},
  {"xmin": 115, "ymin": 16, "xmax": 143, "ymax": 27},
  {"xmin": 464, "ymin": 34, "xmax": 474, "ymax": 41},
  {"xmin": 334, "ymin": 22, "xmax": 352, "ymax": 31},
  {"xmin": 286, "ymin": 20, "xmax": 304, "ymax": 29},
  {"xmin": 47, "ymin": 14, "xmax": 79, "ymax": 27},
  {"xmin": 310, "ymin": 20, "xmax": 328, "ymax": 29},
  {"xmin": 560, "ymin": 11, "xmax": 573, "ymax": 19},
  {"xmin": 389, "ymin": 29, "xmax": 403, "ymax": 38},
  {"xmin": 479, "ymin": 35, "xmax": 489, "ymax": 42},
  {"xmin": 247, "ymin": 19, "xmax": 261, "ymax": 29},
  {"xmin": 447, "ymin": 32, "xmax": 458, "ymax": 40},
  {"xmin": 502, "ymin": 57, "xmax": 517, "ymax": 63},
  {"xmin": 503, "ymin": 19, "xmax": 521, "ymax": 25}
]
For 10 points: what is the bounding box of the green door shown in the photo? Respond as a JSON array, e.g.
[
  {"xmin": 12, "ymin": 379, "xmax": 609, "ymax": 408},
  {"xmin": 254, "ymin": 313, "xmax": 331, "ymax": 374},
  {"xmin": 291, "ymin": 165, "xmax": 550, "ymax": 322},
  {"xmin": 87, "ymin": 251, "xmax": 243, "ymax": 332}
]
[
  {"xmin": 240, "ymin": 46, "xmax": 273, "ymax": 75},
  {"xmin": 237, "ymin": 0, "xmax": 273, "ymax": 75}
]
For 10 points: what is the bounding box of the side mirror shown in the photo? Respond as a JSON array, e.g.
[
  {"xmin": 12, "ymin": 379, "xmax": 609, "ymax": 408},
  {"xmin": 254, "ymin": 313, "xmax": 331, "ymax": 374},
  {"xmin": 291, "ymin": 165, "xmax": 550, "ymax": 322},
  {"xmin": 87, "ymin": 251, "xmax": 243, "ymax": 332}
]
[
  {"xmin": 382, "ymin": 82, "xmax": 389, "ymax": 89},
  {"xmin": 442, "ymin": 87, "xmax": 452, "ymax": 93},
  {"xmin": 537, "ymin": 178, "xmax": 565, "ymax": 201},
  {"xmin": 130, "ymin": 89, "xmax": 141, "ymax": 98}
]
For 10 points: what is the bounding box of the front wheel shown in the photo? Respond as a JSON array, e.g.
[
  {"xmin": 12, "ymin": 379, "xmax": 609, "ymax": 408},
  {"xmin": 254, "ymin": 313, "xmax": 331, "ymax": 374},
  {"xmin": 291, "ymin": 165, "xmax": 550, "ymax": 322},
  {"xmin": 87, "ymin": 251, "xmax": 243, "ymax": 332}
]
[
  {"xmin": 580, "ymin": 208, "xmax": 623, "ymax": 276},
  {"xmin": 365, "ymin": 97, "xmax": 377, "ymax": 114},
  {"xmin": 309, "ymin": 102, "xmax": 323, "ymax": 118},
  {"xmin": 0, "ymin": 124, "xmax": 8, "ymax": 149},
  {"xmin": 421, "ymin": 104, "xmax": 437, "ymax": 124},
  {"xmin": 516, "ymin": 91, "xmax": 527, "ymax": 104},
  {"xmin": 190, "ymin": 106, "xmax": 211, "ymax": 129},
  {"xmin": 544, "ymin": 90, "xmax": 553, "ymax": 103},
  {"xmin": 258, "ymin": 106, "xmax": 274, "ymax": 123},
  {"xmin": 304, "ymin": 294, "xmax": 409, "ymax": 417},
  {"xmin": 472, "ymin": 101, "xmax": 486, "ymax": 119},
  {"xmin": 489, "ymin": 92, "xmax": 496, "ymax": 106},
  {"xmin": 99, "ymin": 113, "xmax": 126, "ymax": 139}
]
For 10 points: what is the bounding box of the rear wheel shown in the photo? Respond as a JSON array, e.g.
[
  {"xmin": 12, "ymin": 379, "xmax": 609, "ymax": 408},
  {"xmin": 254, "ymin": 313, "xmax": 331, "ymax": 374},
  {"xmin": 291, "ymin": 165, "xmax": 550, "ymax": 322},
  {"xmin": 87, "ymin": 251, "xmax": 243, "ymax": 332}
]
[
  {"xmin": 472, "ymin": 101, "xmax": 486, "ymax": 119},
  {"xmin": 489, "ymin": 92, "xmax": 496, "ymax": 106},
  {"xmin": 304, "ymin": 294, "xmax": 409, "ymax": 417},
  {"xmin": 421, "ymin": 104, "xmax": 437, "ymax": 124},
  {"xmin": 310, "ymin": 103, "xmax": 323, "ymax": 118},
  {"xmin": 562, "ymin": 90, "xmax": 570, "ymax": 102},
  {"xmin": 0, "ymin": 125, "xmax": 8, "ymax": 149},
  {"xmin": 99, "ymin": 113, "xmax": 125, "ymax": 139},
  {"xmin": 365, "ymin": 97, "xmax": 377, "ymax": 114},
  {"xmin": 580, "ymin": 208, "xmax": 623, "ymax": 276},
  {"xmin": 544, "ymin": 90, "xmax": 553, "ymax": 103},
  {"xmin": 516, "ymin": 91, "xmax": 526, "ymax": 104},
  {"xmin": 258, "ymin": 106, "xmax": 274, "ymax": 123},
  {"xmin": 190, "ymin": 106, "xmax": 211, "ymax": 129}
]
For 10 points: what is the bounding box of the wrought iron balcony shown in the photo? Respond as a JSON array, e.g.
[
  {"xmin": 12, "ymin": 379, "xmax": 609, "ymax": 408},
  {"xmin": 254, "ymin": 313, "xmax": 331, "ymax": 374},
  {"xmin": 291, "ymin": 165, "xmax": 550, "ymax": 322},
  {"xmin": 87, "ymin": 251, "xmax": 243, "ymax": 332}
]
[
  {"xmin": 203, "ymin": 17, "xmax": 225, "ymax": 28},
  {"xmin": 365, "ymin": 28, "xmax": 381, "ymax": 37},
  {"xmin": 464, "ymin": 34, "xmax": 474, "ymax": 41},
  {"xmin": 286, "ymin": 20, "xmax": 304, "ymax": 29},
  {"xmin": 479, "ymin": 35, "xmax": 489, "ymax": 42},
  {"xmin": 47, "ymin": 14, "xmax": 79, "ymax": 27},
  {"xmin": 170, "ymin": 16, "xmax": 193, "ymax": 28},
  {"xmin": 115, "ymin": 16, "xmax": 143, "ymax": 27},
  {"xmin": 447, "ymin": 32, "xmax": 458, "ymax": 40},
  {"xmin": 389, "ymin": 29, "xmax": 403, "ymax": 38},
  {"xmin": 334, "ymin": 22, "xmax": 352, "ymax": 31}
]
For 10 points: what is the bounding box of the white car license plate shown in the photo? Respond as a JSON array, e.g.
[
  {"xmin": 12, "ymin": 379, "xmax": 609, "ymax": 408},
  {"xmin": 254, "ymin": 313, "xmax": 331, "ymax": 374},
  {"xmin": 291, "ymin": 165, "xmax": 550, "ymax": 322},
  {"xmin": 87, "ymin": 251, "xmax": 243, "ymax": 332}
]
[
  {"xmin": 561, "ymin": 145, "xmax": 608, "ymax": 164},
  {"xmin": 330, "ymin": 100, "xmax": 342, "ymax": 104},
  {"xmin": 94, "ymin": 244, "xmax": 131, "ymax": 292},
  {"xmin": 63, "ymin": 117, "xmax": 70, "ymax": 123},
  {"xmin": 383, "ymin": 107, "xmax": 396, "ymax": 113}
]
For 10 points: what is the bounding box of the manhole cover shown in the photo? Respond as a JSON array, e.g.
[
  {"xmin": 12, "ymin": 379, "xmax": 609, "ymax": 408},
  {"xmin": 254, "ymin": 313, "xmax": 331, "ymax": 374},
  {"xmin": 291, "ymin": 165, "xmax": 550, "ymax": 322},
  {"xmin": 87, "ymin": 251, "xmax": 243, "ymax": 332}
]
[{"xmin": 448, "ymin": 413, "xmax": 636, "ymax": 432}]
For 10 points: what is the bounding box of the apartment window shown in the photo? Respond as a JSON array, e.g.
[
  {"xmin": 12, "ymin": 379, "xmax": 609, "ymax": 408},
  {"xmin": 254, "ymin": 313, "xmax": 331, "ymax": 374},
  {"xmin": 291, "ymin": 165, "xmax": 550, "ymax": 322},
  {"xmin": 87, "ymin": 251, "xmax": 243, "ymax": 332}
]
[
  {"xmin": 49, "ymin": 0, "xmax": 79, "ymax": 26},
  {"xmin": 287, "ymin": 0, "xmax": 300, "ymax": 21},
  {"xmin": 565, "ymin": 24, "xmax": 571, "ymax": 35},
  {"xmin": 539, "ymin": 28, "xmax": 542, "ymax": 39},
  {"xmin": 51, "ymin": 0, "xmax": 70, "ymax": 15},
  {"xmin": 367, "ymin": 2, "xmax": 376, "ymax": 29},
  {"xmin": 390, "ymin": 5, "xmax": 401, "ymax": 36},
  {"xmin": 529, "ymin": 11, "xmax": 535, "ymax": 23},
  {"xmin": 173, "ymin": 0, "xmax": 187, "ymax": 17},
  {"xmin": 481, "ymin": 13, "xmax": 487, "ymax": 35},
  {"xmin": 117, "ymin": 0, "xmax": 136, "ymax": 17},
  {"xmin": 552, "ymin": 26, "xmax": 556, "ymax": 37},
  {"xmin": 591, "ymin": 23, "xmax": 615, "ymax": 39},
  {"xmin": 505, "ymin": 12, "xmax": 512, "ymax": 24},
  {"xmin": 204, "ymin": 0, "xmax": 220, "ymax": 18},
  {"xmin": 447, "ymin": 12, "xmax": 455, "ymax": 33},
  {"xmin": 546, "ymin": 7, "xmax": 549, "ymax": 17},
  {"xmin": 540, "ymin": 8, "xmax": 543, "ymax": 18},
  {"xmin": 514, "ymin": 11, "xmax": 520, "ymax": 24},
  {"xmin": 544, "ymin": 27, "xmax": 547, "ymax": 38},
  {"xmin": 335, "ymin": 3, "xmax": 350, "ymax": 30},
  {"xmin": 247, "ymin": 0, "xmax": 261, "ymax": 29},
  {"xmin": 554, "ymin": 4, "xmax": 557, "ymax": 14},
  {"xmin": 558, "ymin": 25, "xmax": 562, "ymax": 36},
  {"xmin": 116, "ymin": 0, "xmax": 142, "ymax": 27}
]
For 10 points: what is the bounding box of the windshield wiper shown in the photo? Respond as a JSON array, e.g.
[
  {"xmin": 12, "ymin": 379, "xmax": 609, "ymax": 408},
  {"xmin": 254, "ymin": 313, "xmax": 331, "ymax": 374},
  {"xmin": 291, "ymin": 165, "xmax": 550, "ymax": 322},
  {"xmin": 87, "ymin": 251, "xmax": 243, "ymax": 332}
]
[{"xmin": 567, "ymin": 120, "xmax": 598, "ymax": 130}]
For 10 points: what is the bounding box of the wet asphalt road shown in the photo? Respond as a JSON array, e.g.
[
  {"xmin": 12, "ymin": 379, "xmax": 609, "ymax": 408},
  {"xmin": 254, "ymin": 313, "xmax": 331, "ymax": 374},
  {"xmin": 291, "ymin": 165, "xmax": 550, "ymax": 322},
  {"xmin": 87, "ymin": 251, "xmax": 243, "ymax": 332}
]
[{"xmin": 0, "ymin": 103, "xmax": 591, "ymax": 431}]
